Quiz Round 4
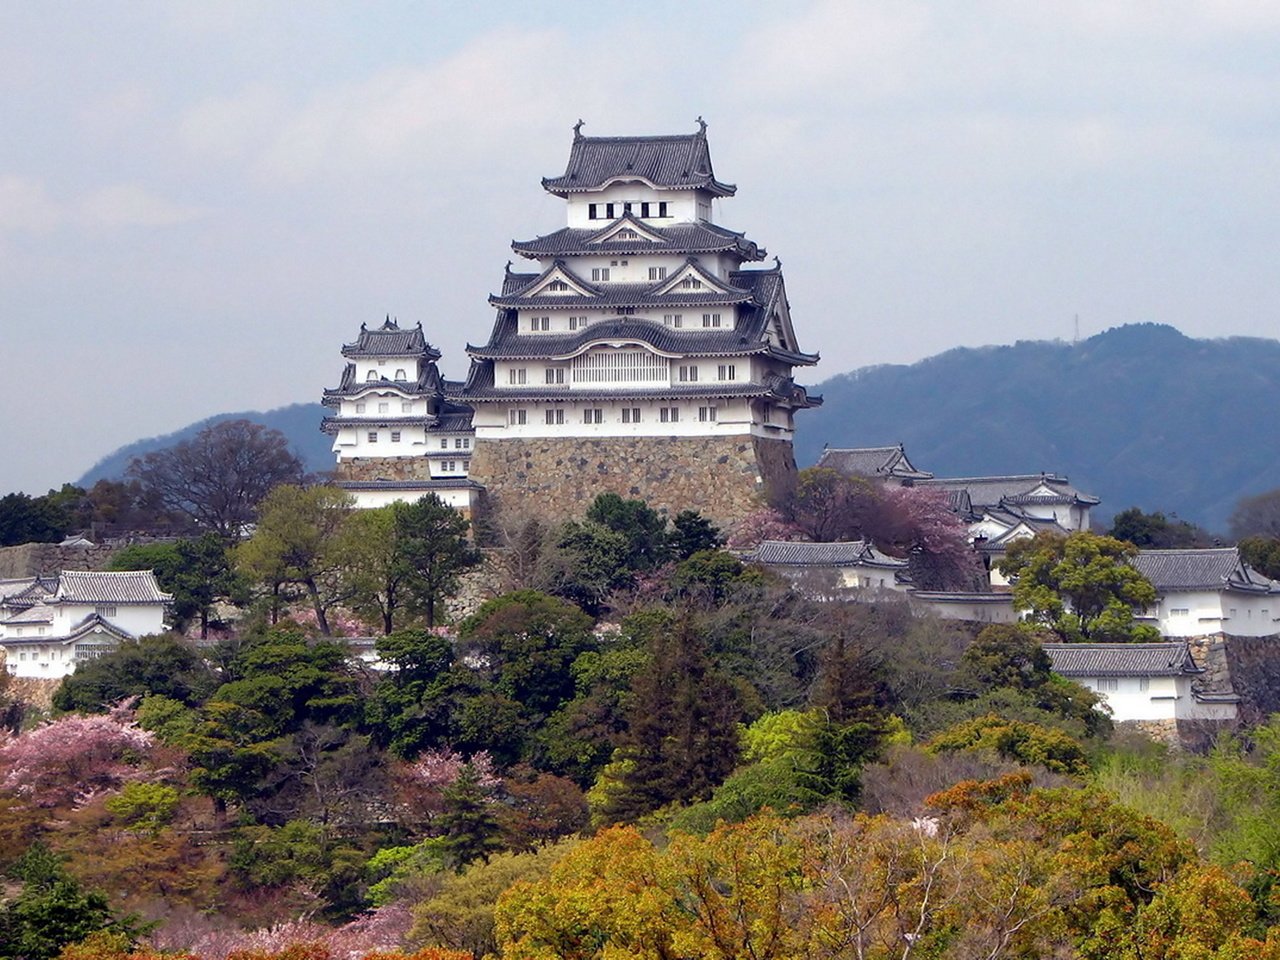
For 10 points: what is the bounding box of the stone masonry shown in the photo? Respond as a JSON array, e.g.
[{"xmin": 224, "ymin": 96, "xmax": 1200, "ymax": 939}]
[
  {"xmin": 334, "ymin": 457, "xmax": 437, "ymax": 482},
  {"xmin": 468, "ymin": 434, "xmax": 798, "ymax": 531}
]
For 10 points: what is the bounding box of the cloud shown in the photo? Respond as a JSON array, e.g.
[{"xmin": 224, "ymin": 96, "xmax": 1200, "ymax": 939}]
[
  {"xmin": 80, "ymin": 184, "xmax": 207, "ymax": 227},
  {"xmin": 0, "ymin": 175, "xmax": 62, "ymax": 232}
]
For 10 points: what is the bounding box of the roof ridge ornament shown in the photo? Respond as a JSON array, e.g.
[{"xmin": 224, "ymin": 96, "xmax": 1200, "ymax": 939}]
[
  {"xmin": 573, "ymin": 118, "xmax": 584, "ymax": 140},
  {"xmin": 696, "ymin": 116, "xmax": 707, "ymax": 135}
]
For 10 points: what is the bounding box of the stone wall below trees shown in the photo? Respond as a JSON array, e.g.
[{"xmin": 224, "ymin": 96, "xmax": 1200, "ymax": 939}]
[
  {"xmin": 334, "ymin": 457, "xmax": 435, "ymax": 482},
  {"xmin": 0, "ymin": 542, "xmax": 117, "ymax": 578},
  {"xmin": 467, "ymin": 434, "xmax": 798, "ymax": 532}
]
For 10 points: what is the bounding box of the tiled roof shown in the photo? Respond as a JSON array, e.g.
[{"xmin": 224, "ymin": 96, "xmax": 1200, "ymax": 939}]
[
  {"xmin": 512, "ymin": 219, "xmax": 763, "ymax": 260},
  {"xmin": 2, "ymin": 603, "xmax": 54, "ymax": 625},
  {"xmin": 1132, "ymin": 548, "xmax": 1279, "ymax": 593},
  {"xmin": 1044, "ymin": 642, "xmax": 1201, "ymax": 678},
  {"xmin": 815, "ymin": 445, "xmax": 933, "ymax": 481},
  {"xmin": 489, "ymin": 259, "xmax": 754, "ymax": 309},
  {"xmin": 55, "ymin": 570, "xmax": 171, "ymax": 605},
  {"xmin": 0, "ymin": 577, "xmax": 55, "ymax": 606},
  {"xmin": 917, "ymin": 474, "xmax": 1100, "ymax": 509},
  {"xmin": 336, "ymin": 479, "xmax": 484, "ymax": 491},
  {"xmin": 753, "ymin": 539, "xmax": 907, "ymax": 569},
  {"xmin": 541, "ymin": 125, "xmax": 736, "ymax": 197},
  {"xmin": 323, "ymin": 362, "xmax": 444, "ymax": 405},
  {"xmin": 455, "ymin": 366, "xmax": 819, "ymax": 407},
  {"xmin": 341, "ymin": 319, "xmax": 440, "ymax": 360}
]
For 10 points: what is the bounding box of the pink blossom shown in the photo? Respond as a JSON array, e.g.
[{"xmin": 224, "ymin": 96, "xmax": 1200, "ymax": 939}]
[
  {"xmin": 0, "ymin": 712, "xmax": 155, "ymax": 808},
  {"xmin": 725, "ymin": 508, "xmax": 808, "ymax": 550}
]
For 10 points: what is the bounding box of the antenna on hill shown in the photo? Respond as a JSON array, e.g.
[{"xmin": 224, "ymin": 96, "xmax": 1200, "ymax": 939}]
[{"xmin": 1073, "ymin": 313, "xmax": 1080, "ymax": 344}]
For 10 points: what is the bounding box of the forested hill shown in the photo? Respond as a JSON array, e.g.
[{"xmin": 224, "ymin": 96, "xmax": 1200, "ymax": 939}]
[
  {"xmin": 795, "ymin": 324, "xmax": 1280, "ymax": 531},
  {"xmin": 76, "ymin": 325, "xmax": 1279, "ymax": 531},
  {"xmin": 77, "ymin": 403, "xmax": 333, "ymax": 486}
]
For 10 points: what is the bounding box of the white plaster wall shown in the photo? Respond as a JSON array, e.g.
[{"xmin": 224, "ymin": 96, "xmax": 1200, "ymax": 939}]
[
  {"xmin": 349, "ymin": 487, "xmax": 478, "ymax": 511},
  {"xmin": 474, "ymin": 398, "xmax": 775, "ymax": 440},
  {"xmin": 3, "ymin": 643, "xmax": 77, "ymax": 678},
  {"xmin": 353, "ymin": 358, "xmax": 417, "ymax": 383},
  {"xmin": 1149, "ymin": 590, "xmax": 1278, "ymax": 638},
  {"xmin": 565, "ymin": 185, "xmax": 703, "ymax": 228}
]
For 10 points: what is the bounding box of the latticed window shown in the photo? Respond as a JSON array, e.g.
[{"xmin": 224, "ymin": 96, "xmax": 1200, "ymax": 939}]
[{"xmin": 572, "ymin": 348, "xmax": 669, "ymax": 384}]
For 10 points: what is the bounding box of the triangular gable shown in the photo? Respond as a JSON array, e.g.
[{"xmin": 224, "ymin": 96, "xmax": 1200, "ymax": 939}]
[
  {"xmin": 586, "ymin": 215, "xmax": 666, "ymax": 246},
  {"xmin": 652, "ymin": 259, "xmax": 735, "ymax": 297},
  {"xmin": 519, "ymin": 260, "xmax": 600, "ymax": 299},
  {"xmin": 761, "ymin": 272, "xmax": 802, "ymax": 353}
]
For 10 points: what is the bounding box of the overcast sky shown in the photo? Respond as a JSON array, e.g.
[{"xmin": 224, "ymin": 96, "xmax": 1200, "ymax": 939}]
[{"xmin": 3, "ymin": 0, "xmax": 1279, "ymax": 495}]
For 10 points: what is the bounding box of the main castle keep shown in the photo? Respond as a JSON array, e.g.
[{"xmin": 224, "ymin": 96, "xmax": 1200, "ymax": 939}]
[{"xmin": 323, "ymin": 122, "xmax": 821, "ymax": 529}]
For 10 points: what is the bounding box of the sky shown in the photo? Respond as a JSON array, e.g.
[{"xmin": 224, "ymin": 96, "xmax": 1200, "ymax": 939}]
[{"xmin": 3, "ymin": 0, "xmax": 1279, "ymax": 495}]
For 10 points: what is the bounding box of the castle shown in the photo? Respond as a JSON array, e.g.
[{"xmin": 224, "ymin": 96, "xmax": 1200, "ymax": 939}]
[{"xmin": 323, "ymin": 122, "xmax": 821, "ymax": 529}]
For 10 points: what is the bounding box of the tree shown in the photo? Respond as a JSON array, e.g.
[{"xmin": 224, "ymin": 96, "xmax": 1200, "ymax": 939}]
[
  {"xmin": 366, "ymin": 629, "xmax": 458, "ymax": 759},
  {"xmin": 584, "ymin": 493, "xmax": 671, "ymax": 572},
  {"xmin": 0, "ymin": 490, "xmax": 74, "ymax": 546},
  {"xmin": 606, "ymin": 612, "xmax": 741, "ymax": 821},
  {"xmin": 789, "ymin": 467, "xmax": 879, "ymax": 542},
  {"xmin": 669, "ymin": 510, "xmax": 722, "ymax": 560},
  {"xmin": 1109, "ymin": 506, "xmax": 1209, "ymax": 549},
  {"xmin": 438, "ymin": 764, "xmax": 504, "ymax": 869},
  {"xmin": 396, "ymin": 495, "xmax": 480, "ymax": 628},
  {"xmin": 236, "ymin": 485, "xmax": 353, "ymax": 635},
  {"xmin": 878, "ymin": 485, "xmax": 983, "ymax": 590},
  {"xmin": 1239, "ymin": 536, "xmax": 1280, "ymax": 581},
  {"xmin": 108, "ymin": 534, "xmax": 244, "ymax": 638},
  {"xmin": 998, "ymin": 530, "xmax": 1160, "ymax": 642},
  {"xmin": 335, "ymin": 506, "xmax": 413, "ymax": 634},
  {"xmin": 52, "ymin": 634, "xmax": 216, "ymax": 713},
  {"xmin": 1230, "ymin": 488, "xmax": 1280, "ymax": 541},
  {"xmin": 127, "ymin": 419, "xmax": 305, "ymax": 540}
]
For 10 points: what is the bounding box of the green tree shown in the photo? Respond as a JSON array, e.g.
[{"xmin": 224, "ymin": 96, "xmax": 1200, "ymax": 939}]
[
  {"xmin": 0, "ymin": 843, "xmax": 140, "ymax": 960},
  {"xmin": 0, "ymin": 490, "xmax": 74, "ymax": 546},
  {"xmin": 108, "ymin": 534, "xmax": 245, "ymax": 638},
  {"xmin": 1109, "ymin": 506, "xmax": 1209, "ymax": 549},
  {"xmin": 334, "ymin": 505, "xmax": 413, "ymax": 634},
  {"xmin": 997, "ymin": 530, "xmax": 1160, "ymax": 642},
  {"xmin": 552, "ymin": 519, "xmax": 632, "ymax": 613},
  {"xmin": 1230, "ymin": 488, "xmax": 1280, "ymax": 540},
  {"xmin": 366, "ymin": 628, "xmax": 459, "ymax": 759},
  {"xmin": 235, "ymin": 484, "xmax": 353, "ymax": 635},
  {"xmin": 52, "ymin": 634, "xmax": 216, "ymax": 713},
  {"xmin": 397, "ymin": 494, "xmax": 480, "ymax": 628},
  {"xmin": 438, "ymin": 765, "xmax": 504, "ymax": 869},
  {"xmin": 585, "ymin": 492, "xmax": 670, "ymax": 571},
  {"xmin": 1239, "ymin": 536, "xmax": 1280, "ymax": 581},
  {"xmin": 669, "ymin": 509, "xmax": 722, "ymax": 560},
  {"xmin": 606, "ymin": 612, "xmax": 741, "ymax": 821}
]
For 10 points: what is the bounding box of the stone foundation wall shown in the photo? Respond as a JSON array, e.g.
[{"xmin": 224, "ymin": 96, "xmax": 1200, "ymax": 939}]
[
  {"xmin": 468, "ymin": 434, "xmax": 797, "ymax": 531},
  {"xmin": 0, "ymin": 543, "xmax": 118, "ymax": 578},
  {"xmin": 335, "ymin": 457, "xmax": 437, "ymax": 482}
]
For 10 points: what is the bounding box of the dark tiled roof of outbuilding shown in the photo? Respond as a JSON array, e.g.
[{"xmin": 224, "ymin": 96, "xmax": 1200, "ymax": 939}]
[
  {"xmin": 753, "ymin": 539, "xmax": 907, "ymax": 569},
  {"xmin": 1132, "ymin": 548, "xmax": 1279, "ymax": 593},
  {"xmin": 542, "ymin": 125, "xmax": 736, "ymax": 197},
  {"xmin": 512, "ymin": 219, "xmax": 763, "ymax": 260},
  {"xmin": 1044, "ymin": 642, "xmax": 1201, "ymax": 677},
  {"xmin": 55, "ymin": 570, "xmax": 172, "ymax": 604},
  {"xmin": 341, "ymin": 319, "xmax": 441, "ymax": 360},
  {"xmin": 815, "ymin": 445, "xmax": 934, "ymax": 481},
  {"xmin": 917, "ymin": 474, "xmax": 1100, "ymax": 508}
]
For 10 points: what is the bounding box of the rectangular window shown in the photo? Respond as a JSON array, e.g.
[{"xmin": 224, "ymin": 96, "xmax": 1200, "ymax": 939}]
[
  {"xmin": 664, "ymin": 313, "xmax": 683, "ymax": 328},
  {"xmin": 545, "ymin": 367, "xmax": 566, "ymax": 384},
  {"xmin": 569, "ymin": 315, "xmax": 588, "ymax": 330},
  {"xmin": 355, "ymin": 402, "xmax": 367, "ymax": 413},
  {"xmin": 95, "ymin": 605, "xmax": 117, "ymax": 618},
  {"xmin": 441, "ymin": 439, "xmax": 448, "ymax": 449},
  {"xmin": 623, "ymin": 202, "xmax": 632, "ymax": 215},
  {"xmin": 605, "ymin": 203, "xmax": 615, "ymax": 218},
  {"xmin": 1139, "ymin": 677, "xmax": 1150, "ymax": 692},
  {"xmin": 658, "ymin": 202, "xmax": 669, "ymax": 217},
  {"xmin": 681, "ymin": 277, "xmax": 703, "ymax": 290},
  {"xmin": 463, "ymin": 438, "xmax": 471, "ymax": 449},
  {"xmin": 583, "ymin": 408, "xmax": 604, "ymax": 424},
  {"xmin": 703, "ymin": 313, "xmax": 722, "ymax": 328},
  {"xmin": 530, "ymin": 316, "xmax": 550, "ymax": 332},
  {"xmin": 660, "ymin": 407, "xmax": 679, "ymax": 423},
  {"xmin": 718, "ymin": 364, "xmax": 736, "ymax": 381},
  {"xmin": 508, "ymin": 368, "xmax": 527, "ymax": 385},
  {"xmin": 762, "ymin": 405, "xmax": 772, "ymax": 424},
  {"xmin": 401, "ymin": 401, "xmax": 413, "ymax": 413},
  {"xmin": 640, "ymin": 202, "xmax": 651, "ymax": 217},
  {"xmin": 391, "ymin": 431, "xmax": 401, "ymax": 443},
  {"xmin": 698, "ymin": 406, "xmax": 718, "ymax": 422},
  {"xmin": 648, "ymin": 266, "xmax": 667, "ymax": 281},
  {"xmin": 454, "ymin": 438, "xmax": 463, "ymax": 449},
  {"xmin": 589, "ymin": 203, "xmax": 599, "ymax": 219},
  {"xmin": 367, "ymin": 431, "xmax": 378, "ymax": 442},
  {"xmin": 545, "ymin": 408, "xmax": 565, "ymax": 425},
  {"xmin": 621, "ymin": 408, "xmax": 641, "ymax": 423},
  {"xmin": 508, "ymin": 409, "xmax": 527, "ymax": 426},
  {"xmin": 591, "ymin": 267, "xmax": 610, "ymax": 282},
  {"xmin": 678, "ymin": 365, "xmax": 698, "ymax": 383},
  {"xmin": 378, "ymin": 402, "xmax": 390, "ymax": 413},
  {"xmin": 1171, "ymin": 608, "xmax": 1190, "ymax": 616},
  {"xmin": 1097, "ymin": 678, "xmax": 1119, "ymax": 692}
]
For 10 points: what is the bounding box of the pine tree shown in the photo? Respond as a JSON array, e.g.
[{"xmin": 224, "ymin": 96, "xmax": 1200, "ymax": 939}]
[{"xmin": 606, "ymin": 612, "xmax": 740, "ymax": 821}]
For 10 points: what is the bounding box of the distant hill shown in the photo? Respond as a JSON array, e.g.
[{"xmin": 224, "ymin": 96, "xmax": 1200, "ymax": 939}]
[
  {"xmin": 77, "ymin": 403, "xmax": 333, "ymax": 487},
  {"xmin": 78, "ymin": 325, "xmax": 1280, "ymax": 532},
  {"xmin": 795, "ymin": 323, "xmax": 1280, "ymax": 531}
]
